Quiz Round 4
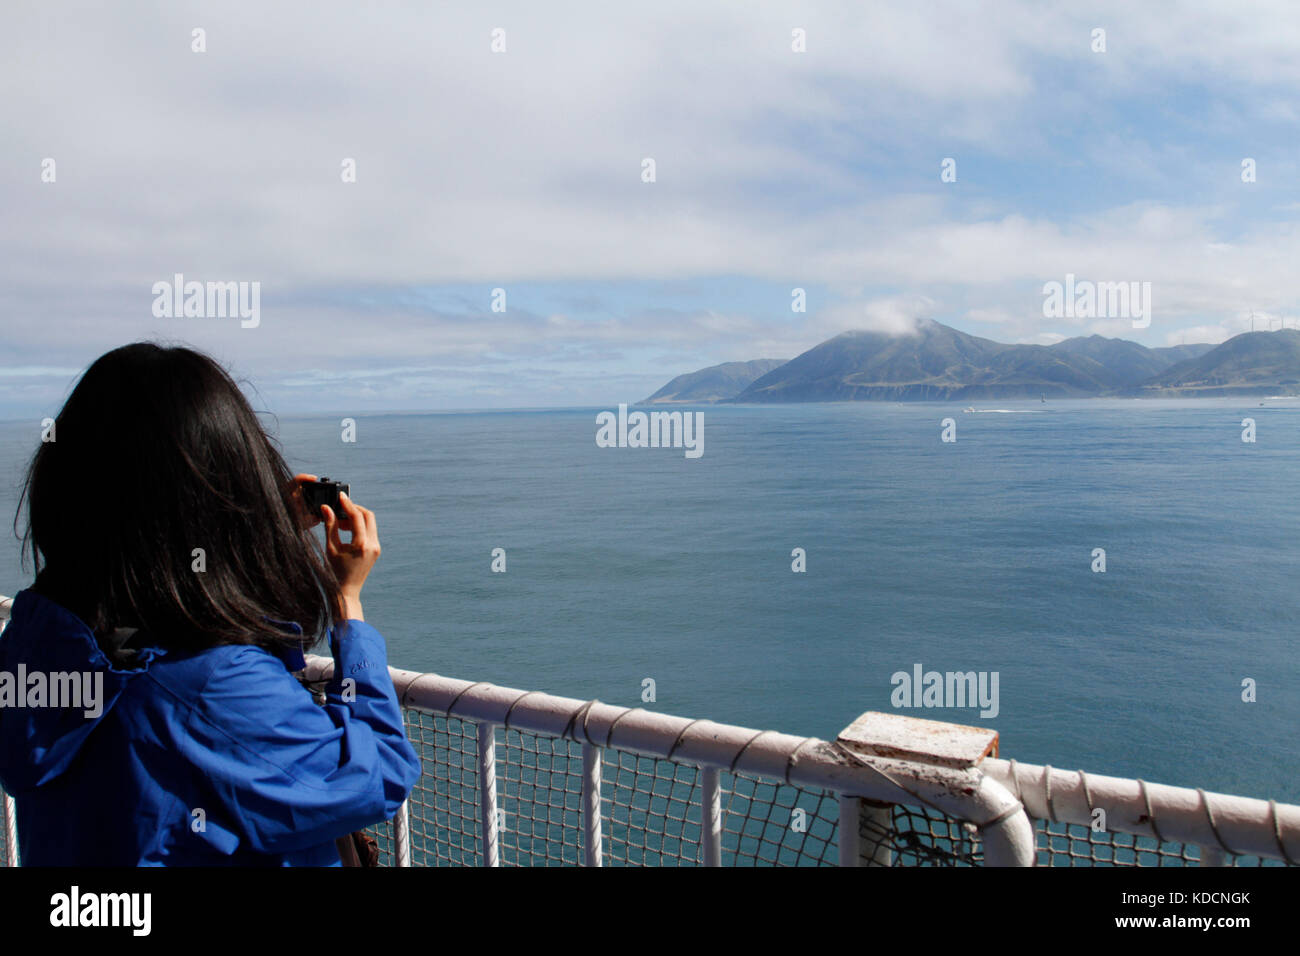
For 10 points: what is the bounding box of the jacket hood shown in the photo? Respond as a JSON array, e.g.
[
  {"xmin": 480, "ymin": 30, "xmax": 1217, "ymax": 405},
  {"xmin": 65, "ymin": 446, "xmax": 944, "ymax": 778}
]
[{"xmin": 0, "ymin": 588, "xmax": 165, "ymax": 794}]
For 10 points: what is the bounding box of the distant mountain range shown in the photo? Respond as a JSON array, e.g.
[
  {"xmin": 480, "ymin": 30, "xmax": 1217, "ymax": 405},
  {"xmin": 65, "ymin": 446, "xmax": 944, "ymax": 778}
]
[{"xmin": 640, "ymin": 320, "xmax": 1300, "ymax": 403}]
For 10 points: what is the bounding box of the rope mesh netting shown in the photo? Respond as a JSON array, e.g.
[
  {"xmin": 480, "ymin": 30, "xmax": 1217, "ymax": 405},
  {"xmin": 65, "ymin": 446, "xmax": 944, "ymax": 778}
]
[
  {"xmin": 365, "ymin": 709, "xmax": 1300, "ymax": 867},
  {"xmin": 1032, "ymin": 819, "xmax": 1294, "ymax": 867},
  {"xmin": 367, "ymin": 709, "xmax": 991, "ymax": 866}
]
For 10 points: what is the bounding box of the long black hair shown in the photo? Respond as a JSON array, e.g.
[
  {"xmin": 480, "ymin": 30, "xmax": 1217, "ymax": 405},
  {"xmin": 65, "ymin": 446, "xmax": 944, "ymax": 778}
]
[{"xmin": 16, "ymin": 343, "xmax": 341, "ymax": 654}]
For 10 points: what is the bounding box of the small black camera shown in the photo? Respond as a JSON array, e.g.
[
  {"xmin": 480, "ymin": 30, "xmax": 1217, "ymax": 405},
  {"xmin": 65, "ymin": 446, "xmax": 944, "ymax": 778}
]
[{"xmin": 300, "ymin": 477, "xmax": 350, "ymax": 519}]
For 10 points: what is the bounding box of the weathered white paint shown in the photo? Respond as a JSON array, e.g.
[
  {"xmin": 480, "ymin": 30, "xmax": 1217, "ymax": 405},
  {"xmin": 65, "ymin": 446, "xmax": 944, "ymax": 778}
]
[
  {"xmin": 582, "ymin": 742, "xmax": 602, "ymax": 867},
  {"xmin": 701, "ymin": 767, "xmax": 721, "ymax": 867},
  {"xmin": 477, "ymin": 722, "xmax": 499, "ymax": 867},
  {"xmin": 1, "ymin": 790, "xmax": 16, "ymax": 867},
  {"xmin": 393, "ymin": 799, "xmax": 411, "ymax": 867}
]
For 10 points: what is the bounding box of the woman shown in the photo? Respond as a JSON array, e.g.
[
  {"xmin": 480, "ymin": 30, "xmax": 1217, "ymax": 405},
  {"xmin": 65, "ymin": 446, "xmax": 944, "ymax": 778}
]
[{"xmin": 0, "ymin": 343, "xmax": 420, "ymax": 865}]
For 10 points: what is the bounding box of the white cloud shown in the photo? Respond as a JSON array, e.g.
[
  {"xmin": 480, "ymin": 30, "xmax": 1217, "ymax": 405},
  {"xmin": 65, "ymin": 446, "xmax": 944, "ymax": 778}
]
[
  {"xmin": 1020, "ymin": 332, "xmax": 1067, "ymax": 346},
  {"xmin": 4, "ymin": 1, "xmax": 1300, "ymax": 409}
]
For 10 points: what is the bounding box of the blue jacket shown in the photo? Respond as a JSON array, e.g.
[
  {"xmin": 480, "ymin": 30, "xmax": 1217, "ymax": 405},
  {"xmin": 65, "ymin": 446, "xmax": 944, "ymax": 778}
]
[{"xmin": 0, "ymin": 588, "xmax": 421, "ymax": 866}]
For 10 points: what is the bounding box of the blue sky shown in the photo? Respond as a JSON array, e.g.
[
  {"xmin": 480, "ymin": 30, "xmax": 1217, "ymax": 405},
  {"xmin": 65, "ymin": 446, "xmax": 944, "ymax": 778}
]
[{"xmin": 2, "ymin": 1, "xmax": 1299, "ymax": 416}]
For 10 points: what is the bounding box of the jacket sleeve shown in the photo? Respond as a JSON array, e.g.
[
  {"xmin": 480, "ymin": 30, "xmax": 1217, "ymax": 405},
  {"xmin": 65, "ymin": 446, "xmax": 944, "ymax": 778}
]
[{"xmin": 182, "ymin": 620, "xmax": 421, "ymax": 855}]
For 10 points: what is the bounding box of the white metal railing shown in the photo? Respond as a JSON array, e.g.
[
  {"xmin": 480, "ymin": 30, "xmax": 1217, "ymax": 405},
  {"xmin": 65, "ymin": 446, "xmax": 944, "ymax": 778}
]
[
  {"xmin": 1, "ymin": 590, "xmax": 1298, "ymax": 868},
  {"xmin": 336, "ymin": 659, "xmax": 1036, "ymax": 865},
  {"xmin": 985, "ymin": 759, "xmax": 1300, "ymax": 866},
  {"xmin": 304, "ymin": 656, "xmax": 1300, "ymax": 867}
]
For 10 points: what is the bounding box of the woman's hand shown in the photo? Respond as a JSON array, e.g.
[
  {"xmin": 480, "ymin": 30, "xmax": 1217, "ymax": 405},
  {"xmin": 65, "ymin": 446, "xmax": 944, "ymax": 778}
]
[{"xmin": 321, "ymin": 492, "xmax": 379, "ymax": 621}]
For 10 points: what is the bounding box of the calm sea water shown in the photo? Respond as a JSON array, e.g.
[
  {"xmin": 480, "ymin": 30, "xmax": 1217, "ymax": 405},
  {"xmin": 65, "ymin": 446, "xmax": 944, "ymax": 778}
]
[{"xmin": 2, "ymin": 399, "xmax": 1297, "ymax": 803}]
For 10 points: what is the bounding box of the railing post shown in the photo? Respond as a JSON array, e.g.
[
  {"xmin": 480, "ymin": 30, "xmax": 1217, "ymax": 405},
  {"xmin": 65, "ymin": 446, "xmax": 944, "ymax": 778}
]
[
  {"xmin": 477, "ymin": 723, "xmax": 499, "ymax": 867},
  {"xmin": 2, "ymin": 790, "xmax": 18, "ymax": 867},
  {"xmin": 392, "ymin": 799, "xmax": 411, "ymax": 867},
  {"xmin": 700, "ymin": 766, "xmax": 722, "ymax": 866},
  {"xmin": 858, "ymin": 798, "xmax": 895, "ymax": 866},
  {"xmin": 838, "ymin": 794, "xmax": 860, "ymax": 866},
  {"xmin": 582, "ymin": 743, "xmax": 602, "ymax": 866},
  {"xmin": 837, "ymin": 796, "xmax": 893, "ymax": 866}
]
